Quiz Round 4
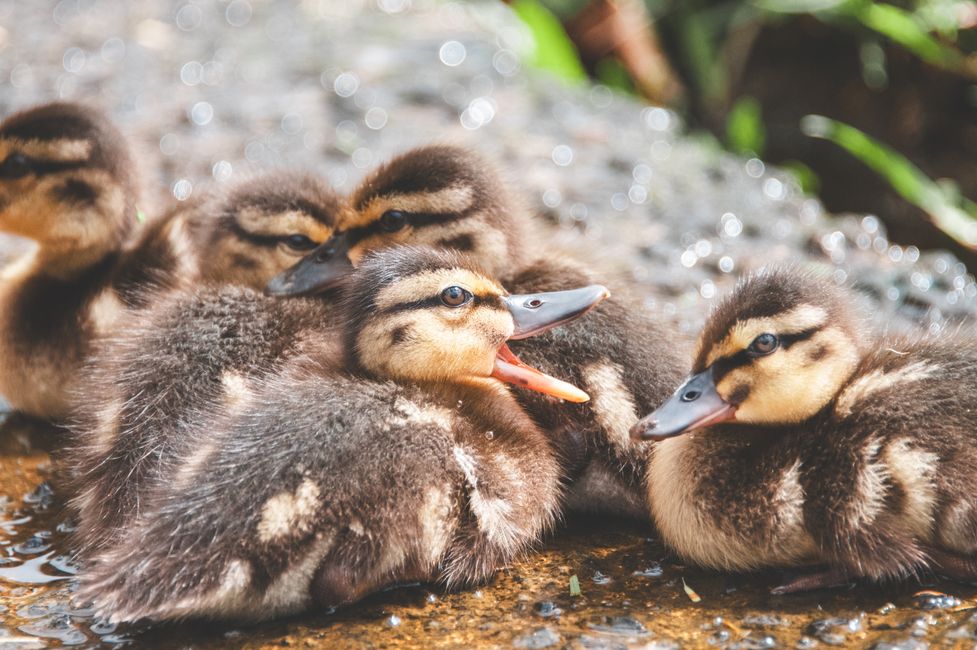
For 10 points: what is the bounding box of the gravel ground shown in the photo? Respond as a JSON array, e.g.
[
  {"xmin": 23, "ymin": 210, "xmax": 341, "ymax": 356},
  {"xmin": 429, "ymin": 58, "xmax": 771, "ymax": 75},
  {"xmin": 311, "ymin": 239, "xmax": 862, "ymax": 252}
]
[{"xmin": 1, "ymin": 0, "xmax": 976, "ymax": 647}]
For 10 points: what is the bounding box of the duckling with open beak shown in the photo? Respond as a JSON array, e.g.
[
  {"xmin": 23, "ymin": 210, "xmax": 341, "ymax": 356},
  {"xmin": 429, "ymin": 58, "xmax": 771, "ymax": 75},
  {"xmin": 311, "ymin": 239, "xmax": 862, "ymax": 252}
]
[
  {"xmin": 71, "ymin": 247, "xmax": 608, "ymax": 622},
  {"xmin": 267, "ymin": 144, "xmax": 688, "ymax": 518}
]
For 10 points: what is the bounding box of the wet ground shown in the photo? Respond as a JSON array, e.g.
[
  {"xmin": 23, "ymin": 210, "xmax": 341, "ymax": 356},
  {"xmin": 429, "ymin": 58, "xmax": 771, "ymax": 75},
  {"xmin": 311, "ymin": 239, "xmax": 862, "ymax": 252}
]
[
  {"xmin": 4, "ymin": 0, "xmax": 977, "ymax": 648},
  {"xmin": 2, "ymin": 417, "xmax": 977, "ymax": 649}
]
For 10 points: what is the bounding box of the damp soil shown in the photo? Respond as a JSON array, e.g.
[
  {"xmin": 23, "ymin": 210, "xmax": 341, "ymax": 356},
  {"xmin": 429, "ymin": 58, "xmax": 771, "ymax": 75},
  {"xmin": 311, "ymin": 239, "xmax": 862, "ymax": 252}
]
[{"xmin": 1, "ymin": 418, "xmax": 977, "ymax": 649}]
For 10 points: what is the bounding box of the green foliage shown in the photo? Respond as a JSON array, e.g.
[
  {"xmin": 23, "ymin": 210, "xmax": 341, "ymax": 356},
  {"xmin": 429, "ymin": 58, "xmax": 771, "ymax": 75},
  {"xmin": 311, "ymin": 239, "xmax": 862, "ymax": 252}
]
[
  {"xmin": 726, "ymin": 95, "xmax": 766, "ymax": 155},
  {"xmin": 509, "ymin": 0, "xmax": 588, "ymax": 83},
  {"xmin": 802, "ymin": 115, "xmax": 977, "ymax": 246},
  {"xmin": 756, "ymin": 0, "xmax": 973, "ymax": 73},
  {"xmin": 595, "ymin": 58, "xmax": 636, "ymax": 94},
  {"xmin": 782, "ymin": 159, "xmax": 821, "ymax": 194}
]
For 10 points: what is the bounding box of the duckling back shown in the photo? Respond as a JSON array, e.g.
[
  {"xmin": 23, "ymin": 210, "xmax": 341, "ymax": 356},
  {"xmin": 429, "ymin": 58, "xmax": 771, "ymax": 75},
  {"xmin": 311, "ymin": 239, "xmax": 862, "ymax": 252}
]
[{"xmin": 66, "ymin": 285, "xmax": 338, "ymax": 556}]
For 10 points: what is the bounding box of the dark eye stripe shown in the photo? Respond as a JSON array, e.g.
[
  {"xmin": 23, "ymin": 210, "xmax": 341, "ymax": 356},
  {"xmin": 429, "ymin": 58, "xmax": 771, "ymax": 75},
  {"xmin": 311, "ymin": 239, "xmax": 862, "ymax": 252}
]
[
  {"xmin": 711, "ymin": 327, "xmax": 820, "ymax": 382},
  {"xmin": 345, "ymin": 206, "xmax": 478, "ymax": 246},
  {"xmin": 379, "ymin": 293, "xmax": 504, "ymax": 315},
  {"xmin": 224, "ymin": 219, "xmax": 325, "ymax": 249},
  {"xmin": 1, "ymin": 157, "xmax": 88, "ymax": 177}
]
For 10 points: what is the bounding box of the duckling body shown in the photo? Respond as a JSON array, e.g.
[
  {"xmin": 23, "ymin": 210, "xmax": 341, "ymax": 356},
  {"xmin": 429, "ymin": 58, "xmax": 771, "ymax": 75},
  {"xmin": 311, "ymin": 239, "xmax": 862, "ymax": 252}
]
[
  {"xmin": 504, "ymin": 259, "xmax": 686, "ymax": 518},
  {"xmin": 271, "ymin": 145, "xmax": 688, "ymax": 518},
  {"xmin": 633, "ymin": 269, "xmax": 977, "ymax": 588},
  {"xmin": 71, "ymin": 247, "xmax": 605, "ymax": 621},
  {"xmin": 0, "ymin": 103, "xmax": 139, "ymax": 419},
  {"xmin": 0, "ymin": 102, "xmax": 338, "ymax": 420}
]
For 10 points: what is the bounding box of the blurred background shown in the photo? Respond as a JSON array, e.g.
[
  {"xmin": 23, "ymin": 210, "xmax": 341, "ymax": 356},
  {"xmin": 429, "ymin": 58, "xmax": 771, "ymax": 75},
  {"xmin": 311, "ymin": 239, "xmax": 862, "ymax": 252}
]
[{"xmin": 511, "ymin": 0, "xmax": 977, "ymax": 266}]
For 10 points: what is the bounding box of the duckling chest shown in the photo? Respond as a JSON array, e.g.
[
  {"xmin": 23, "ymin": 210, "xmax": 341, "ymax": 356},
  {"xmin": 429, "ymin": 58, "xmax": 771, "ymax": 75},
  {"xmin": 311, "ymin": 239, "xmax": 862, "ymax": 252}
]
[
  {"xmin": 647, "ymin": 434, "xmax": 818, "ymax": 571},
  {"xmin": 0, "ymin": 272, "xmax": 111, "ymax": 417}
]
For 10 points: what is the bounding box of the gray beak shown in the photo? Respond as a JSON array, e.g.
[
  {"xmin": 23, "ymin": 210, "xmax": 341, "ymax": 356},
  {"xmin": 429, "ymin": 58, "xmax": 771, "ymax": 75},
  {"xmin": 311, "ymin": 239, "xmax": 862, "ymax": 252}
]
[
  {"xmin": 504, "ymin": 285, "xmax": 610, "ymax": 340},
  {"xmin": 629, "ymin": 367, "xmax": 737, "ymax": 441},
  {"xmin": 265, "ymin": 235, "xmax": 352, "ymax": 296}
]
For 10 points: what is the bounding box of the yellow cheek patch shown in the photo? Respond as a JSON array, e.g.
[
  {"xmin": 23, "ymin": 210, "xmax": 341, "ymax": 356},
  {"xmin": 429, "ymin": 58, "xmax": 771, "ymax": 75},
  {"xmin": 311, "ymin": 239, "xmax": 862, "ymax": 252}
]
[
  {"xmin": 373, "ymin": 269, "xmax": 503, "ymax": 312},
  {"xmin": 234, "ymin": 208, "xmax": 334, "ymax": 243},
  {"xmin": 342, "ymin": 185, "xmax": 474, "ymax": 230},
  {"xmin": 702, "ymin": 304, "xmax": 828, "ymax": 367},
  {"xmin": 0, "ymin": 137, "xmax": 92, "ymax": 163},
  {"xmin": 719, "ymin": 326, "xmax": 859, "ymax": 424}
]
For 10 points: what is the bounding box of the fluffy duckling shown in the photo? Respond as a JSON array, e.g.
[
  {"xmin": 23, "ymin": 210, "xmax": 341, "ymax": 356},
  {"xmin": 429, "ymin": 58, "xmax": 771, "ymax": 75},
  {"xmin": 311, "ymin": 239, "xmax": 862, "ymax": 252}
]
[
  {"xmin": 0, "ymin": 101, "xmax": 340, "ymax": 420},
  {"xmin": 114, "ymin": 170, "xmax": 339, "ymax": 305},
  {"xmin": 0, "ymin": 102, "xmax": 139, "ymax": 419},
  {"xmin": 268, "ymin": 145, "xmax": 687, "ymax": 517},
  {"xmin": 72, "ymin": 247, "xmax": 608, "ymax": 622},
  {"xmin": 632, "ymin": 268, "xmax": 977, "ymax": 592}
]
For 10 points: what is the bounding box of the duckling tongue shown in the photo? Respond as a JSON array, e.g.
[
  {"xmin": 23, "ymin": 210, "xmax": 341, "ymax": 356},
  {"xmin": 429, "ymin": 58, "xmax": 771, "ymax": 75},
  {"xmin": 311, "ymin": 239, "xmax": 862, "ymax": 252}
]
[{"xmin": 492, "ymin": 344, "xmax": 590, "ymax": 403}]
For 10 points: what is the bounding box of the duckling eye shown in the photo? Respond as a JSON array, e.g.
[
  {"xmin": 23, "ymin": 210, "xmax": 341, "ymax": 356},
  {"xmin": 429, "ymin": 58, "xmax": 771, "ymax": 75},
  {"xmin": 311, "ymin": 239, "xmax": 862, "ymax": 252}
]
[
  {"xmin": 0, "ymin": 153, "xmax": 32, "ymax": 180},
  {"xmin": 440, "ymin": 285, "xmax": 472, "ymax": 307},
  {"xmin": 749, "ymin": 333, "xmax": 779, "ymax": 355},
  {"xmin": 379, "ymin": 210, "xmax": 407, "ymax": 232},
  {"xmin": 284, "ymin": 234, "xmax": 316, "ymax": 251}
]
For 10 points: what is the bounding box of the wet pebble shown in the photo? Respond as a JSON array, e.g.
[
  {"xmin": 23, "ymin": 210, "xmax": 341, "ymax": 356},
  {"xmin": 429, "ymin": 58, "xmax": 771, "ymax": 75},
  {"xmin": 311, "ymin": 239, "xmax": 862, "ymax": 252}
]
[
  {"xmin": 18, "ymin": 615, "xmax": 87, "ymax": 645},
  {"xmin": 632, "ymin": 563, "xmax": 663, "ymax": 578},
  {"xmin": 513, "ymin": 627, "xmax": 561, "ymax": 648},
  {"xmin": 912, "ymin": 590, "xmax": 961, "ymax": 610},
  {"xmin": 587, "ymin": 615, "xmax": 648, "ymax": 637},
  {"xmin": 534, "ymin": 601, "xmax": 563, "ymax": 619},
  {"xmin": 11, "ymin": 536, "xmax": 50, "ymax": 556},
  {"xmin": 807, "ymin": 615, "xmax": 863, "ymax": 646}
]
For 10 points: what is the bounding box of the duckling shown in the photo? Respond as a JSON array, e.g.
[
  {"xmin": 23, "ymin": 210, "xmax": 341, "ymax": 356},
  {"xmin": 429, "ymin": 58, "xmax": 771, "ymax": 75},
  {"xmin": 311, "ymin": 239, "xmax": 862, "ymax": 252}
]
[
  {"xmin": 268, "ymin": 145, "xmax": 688, "ymax": 517},
  {"xmin": 0, "ymin": 101, "xmax": 340, "ymax": 420},
  {"xmin": 0, "ymin": 102, "xmax": 140, "ymax": 420},
  {"xmin": 631, "ymin": 267, "xmax": 977, "ymax": 592},
  {"xmin": 71, "ymin": 246, "xmax": 608, "ymax": 622},
  {"xmin": 113, "ymin": 169, "xmax": 340, "ymax": 305}
]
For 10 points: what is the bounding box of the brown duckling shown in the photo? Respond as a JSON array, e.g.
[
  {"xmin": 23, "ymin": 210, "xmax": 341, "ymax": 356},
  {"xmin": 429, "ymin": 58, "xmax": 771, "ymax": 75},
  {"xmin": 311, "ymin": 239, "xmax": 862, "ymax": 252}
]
[
  {"xmin": 632, "ymin": 267, "xmax": 977, "ymax": 592},
  {"xmin": 268, "ymin": 145, "xmax": 687, "ymax": 517},
  {"xmin": 71, "ymin": 246, "xmax": 608, "ymax": 621},
  {"xmin": 0, "ymin": 101, "xmax": 340, "ymax": 420}
]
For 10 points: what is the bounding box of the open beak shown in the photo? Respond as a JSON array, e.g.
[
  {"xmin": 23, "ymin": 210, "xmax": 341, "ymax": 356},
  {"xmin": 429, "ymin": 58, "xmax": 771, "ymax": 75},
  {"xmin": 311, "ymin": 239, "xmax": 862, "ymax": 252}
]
[
  {"xmin": 629, "ymin": 366, "xmax": 737, "ymax": 441},
  {"xmin": 265, "ymin": 234, "xmax": 352, "ymax": 296},
  {"xmin": 491, "ymin": 284, "xmax": 610, "ymax": 403}
]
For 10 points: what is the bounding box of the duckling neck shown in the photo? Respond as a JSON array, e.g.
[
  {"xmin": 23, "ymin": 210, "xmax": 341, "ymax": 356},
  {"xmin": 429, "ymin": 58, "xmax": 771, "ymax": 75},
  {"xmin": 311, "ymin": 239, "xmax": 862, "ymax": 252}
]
[{"xmin": 425, "ymin": 378, "xmax": 545, "ymax": 442}]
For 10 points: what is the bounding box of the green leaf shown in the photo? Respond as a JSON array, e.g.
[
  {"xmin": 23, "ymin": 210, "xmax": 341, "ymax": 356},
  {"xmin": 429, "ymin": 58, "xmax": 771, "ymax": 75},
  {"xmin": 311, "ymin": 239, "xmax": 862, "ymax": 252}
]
[
  {"xmin": 751, "ymin": 0, "xmax": 852, "ymax": 13},
  {"xmin": 726, "ymin": 95, "xmax": 766, "ymax": 155},
  {"xmin": 569, "ymin": 574, "xmax": 581, "ymax": 597},
  {"xmin": 802, "ymin": 114, "xmax": 977, "ymax": 247},
  {"xmin": 851, "ymin": 2, "xmax": 962, "ymax": 69},
  {"xmin": 509, "ymin": 0, "xmax": 588, "ymax": 83},
  {"xmin": 781, "ymin": 159, "xmax": 820, "ymax": 194},
  {"xmin": 595, "ymin": 58, "xmax": 636, "ymax": 95}
]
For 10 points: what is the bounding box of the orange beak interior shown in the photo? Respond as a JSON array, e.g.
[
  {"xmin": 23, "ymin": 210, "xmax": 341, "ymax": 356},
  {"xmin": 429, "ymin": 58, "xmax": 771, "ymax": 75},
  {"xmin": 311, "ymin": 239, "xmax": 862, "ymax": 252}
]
[{"xmin": 490, "ymin": 343, "xmax": 589, "ymax": 403}]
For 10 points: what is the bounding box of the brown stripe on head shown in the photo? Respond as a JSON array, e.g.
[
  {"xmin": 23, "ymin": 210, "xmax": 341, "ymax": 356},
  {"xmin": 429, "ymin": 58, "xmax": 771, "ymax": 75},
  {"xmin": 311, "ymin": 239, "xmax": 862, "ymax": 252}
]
[
  {"xmin": 338, "ymin": 145, "xmax": 534, "ymax": 278},
  {"xmin": 694, "ymin": 267, "xmax": 861, "ymax": 371},
  {"xmin": 184, "ymin": 171, "xmax": 341, "ymax": 288}
]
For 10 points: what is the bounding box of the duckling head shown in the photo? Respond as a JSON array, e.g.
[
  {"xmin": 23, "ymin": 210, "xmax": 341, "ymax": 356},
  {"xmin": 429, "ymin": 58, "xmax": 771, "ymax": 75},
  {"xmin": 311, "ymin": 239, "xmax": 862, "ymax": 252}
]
[
  {"xmin": 187, "ymin": 171, "xmax": 343, "ymax": 288},
  {"xmin": 266, "ymin": 145, "xmax": 532, "ymax": 296},
  {"xmin": 631, "ymin": 268, "xmax": 865, "ymax": 440},
  {"xmin": 343, "ymin": 246, "xmax": 608, "ymax": 402},
  {"xmin": 0, "ymin": 102, "xmax": 137, "ymax": 277}
]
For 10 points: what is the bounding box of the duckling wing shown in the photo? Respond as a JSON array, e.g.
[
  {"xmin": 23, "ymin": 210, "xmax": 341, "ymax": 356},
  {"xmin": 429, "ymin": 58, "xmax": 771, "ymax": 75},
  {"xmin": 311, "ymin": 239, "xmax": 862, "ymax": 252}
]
[
  {"xmin": 804, "ymin": 339, "xmax": 977, "ymax": 580},
  {"xmin": 74, "ymin": 371, "xmax": 560, "ymax": 623},
  {"xmin": 64, "ymin": 285, "xmax": 336, "ymax": 557}
]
